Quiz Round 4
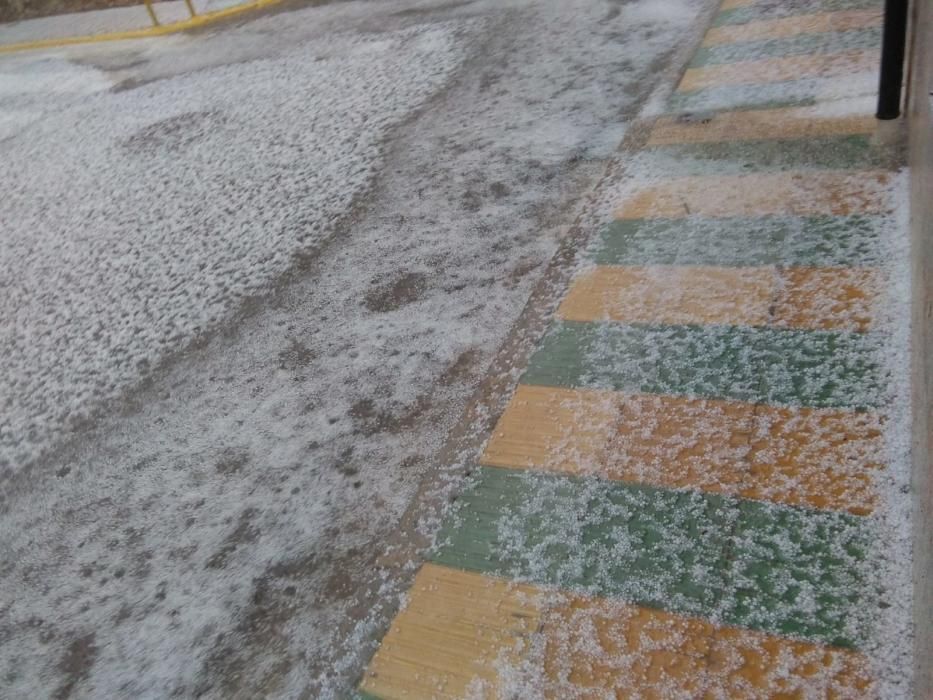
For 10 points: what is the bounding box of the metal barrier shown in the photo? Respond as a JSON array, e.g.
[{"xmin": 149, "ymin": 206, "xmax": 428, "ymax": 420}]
[
  {"xmin": 0, "ymin": 0, "xmax": 283, "ymax": 54},
  {"xmin": 876, "ymin": 0, "xmax": 909, "ymax": 119},
  {"xmin": 143, "ymin": 0, "xmax": 197, "ymax": 26}
]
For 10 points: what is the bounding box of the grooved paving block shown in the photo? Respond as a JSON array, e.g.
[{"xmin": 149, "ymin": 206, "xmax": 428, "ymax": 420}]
[
  {"xmin": 480, "ymin": 384, "xmax": 619, "ymax": 473},
  {"xmin": 359, "ymin": 564, "xmax": 543, "ymax": 700},
  {"xmin": 432, "ymin": 468, "xmax": 874, "ymax": 646},
  {"xmin": 615, "ymin": 171, "xmax": 892, "ymax": 220},
  {"xmin": 712, "ymin": 0, "xmax": 883, "ymax": 29},
  {"xmin": 690, "ymin": 26, "xmax": 881, "ymax": 66},
  {"xmin": 433, "ymin": 466, "xmax": 593, "ymax": 583},
  {"xmin": 483, "ymin": 385, "xmax": 883, "ymax": 514},
  {"xmin": 521, "ymin": 321, "xmax": 883, "ymax": 409},
  {"xmin": 522, "ymin": 321, "xmax": 747, "ymax": 400},
  {"xmin": 678, "ymin": 50, "xmax": 878, "ymax": 93},
  {"xmin": 594, "ymin": 215, "xmax": 884, "ymax": 268}
]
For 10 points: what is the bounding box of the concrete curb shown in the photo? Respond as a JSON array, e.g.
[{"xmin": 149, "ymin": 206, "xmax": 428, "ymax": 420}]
[{"xmin": 907, "ymin": 1, "xmax": 932, "ymax": 696}]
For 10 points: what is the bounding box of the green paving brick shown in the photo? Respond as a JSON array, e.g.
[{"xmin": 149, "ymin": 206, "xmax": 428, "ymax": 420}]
[
  {"xmin": 755, "ymin": 327, "xmax": 882, "ymax": 408},
  {"xmin": 713, "ymin": 0, "xmax": 882, "ymax": 28},
  {"xmin": 735, "ymin": 499, "xmax": 869, "ymax": 563},
  {"xmin": 644, "ymin": 134, "xmax": 894, "ymax": 174},
  {"xmin": 433, "ymin": 467, "xmax": 733, "ymax": 618},
  {"xmin": 432, "ymin": 467, "xmax": 873, "ymax": 648},
  {"xmin": 725, "ymin": 499, "xmax": 871, "ymax": 647},
  {"xmin": 593, "ymin": 215, "xmax": 884, "ymax": 268},
  {"xmin": 691, "ymin": 27, "xmax": 881, "ymax": 67},
  {"xmin": 670, "ymin": 79, "xmax": 823, "ymax": 112},
  {"xmin": 521, "ymin": 321, "xmax": 883, "ymax": 409},
  {"xmin": 584, "ymin": 482, "xmax": 737, "ymax": 612},
  {"xmin": 524, "ymin": 322, "xmax": 733, "ymax": 394},
  {"xmin": 670, "ymin": 95, "xmax": 818, "ymax": 113}
]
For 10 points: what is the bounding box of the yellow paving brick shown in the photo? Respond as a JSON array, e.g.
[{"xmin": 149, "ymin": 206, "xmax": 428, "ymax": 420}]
[
  {"xmin": 360, "ymin": 564, "xmax": 544, "ymax": 700},
  {"xmin": 678, "ymin": 49, "xmax": 878, "ymax": 92},
  {"xmin": 483, "ymin": 386, "xmax": 883, "ymax": 515},
  {"xmin": 647, "ymin": 107, "xmax": 876, "ymax": 145},
  {"xmin": 482, "ymin": 384, "xmax": 618, "ymax": 473},
  {"xmin": 557, "ymin": 265, "xmax": 774, "ymax": 326},
  {"xmin": 774, "ymin": 266, "xmax": 882, "ymax": 332},
  {"xmin": 615, "ymin": 170, "xmax": 892, "ymax": 219},
  {"xmin": 702, "ymin": 9, "xmax": 882, "ymax": 46}
]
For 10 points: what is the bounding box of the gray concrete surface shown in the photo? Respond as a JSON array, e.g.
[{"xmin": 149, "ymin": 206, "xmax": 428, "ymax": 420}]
[{"xmin": 0, "ymin": 0, "xmax": 712, "ymax": 697}]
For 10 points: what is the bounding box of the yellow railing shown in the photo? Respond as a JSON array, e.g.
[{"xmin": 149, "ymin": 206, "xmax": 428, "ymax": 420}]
[
  {"xmin": 143, "ymin": 0, "xmax": 199, "ymax": 27},
  {"xmin": 0, "ymin": 0, "xmax": 283, "ymax": 55},
  {"xmin": 143, "ymin": 0, "xmax": 161, "ymax": 25}
]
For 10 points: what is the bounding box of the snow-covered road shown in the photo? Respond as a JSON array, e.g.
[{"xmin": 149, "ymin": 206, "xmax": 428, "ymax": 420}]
[{"xmin": 0, "ymin": 0, "xmax": 709, "ymax": 696}]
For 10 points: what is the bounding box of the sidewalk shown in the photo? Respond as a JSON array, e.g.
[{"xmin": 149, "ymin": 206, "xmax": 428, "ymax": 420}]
[{"xmin": 356, "ymin": 0, "xmax": 912, "ymax": 696}]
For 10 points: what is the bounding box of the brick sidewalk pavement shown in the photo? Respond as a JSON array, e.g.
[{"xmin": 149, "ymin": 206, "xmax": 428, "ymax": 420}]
[{"xmin": 356, "ymin": 0, "xmax": 913, "ymax": 696}]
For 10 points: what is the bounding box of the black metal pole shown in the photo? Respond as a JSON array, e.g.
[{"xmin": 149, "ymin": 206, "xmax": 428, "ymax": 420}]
[{"xmin": 877, "ymin": 0, "xmax": 909, "ymax": 119}]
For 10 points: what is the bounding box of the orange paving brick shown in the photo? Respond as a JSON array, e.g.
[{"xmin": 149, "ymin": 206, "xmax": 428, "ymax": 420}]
[
  {"xmin": 615, "ymin": 171, "xmax": 892, "ymax": 219},
  {"xmin": 557, "ymin": 265, "xmax": 774, "ymax": 327},
  {"xmin": 362, "ymin": 567, "xmax": 872, "ymax": 699},
  {"xmin": 774, "ymin": 266, "xmax": 882, "ymax": 332},
  {"xmin": 482, "ymin": 386, "xmax": 883, "ymax": 515},
  {"xmin": 543, "ymin": 596, "xmax": 713, "ymax": 699},
  {"xmin": 702, "ymin": 10, "xmax": 882, "ymax": 46},
  {"xmin": 678, "ymin": 49, "xmax": 878, "ymax": 92},
  {"xmin": 647, "ymin": 107, "xmax": 876, "ymax": 146},
  {"xmin": 557, "ymin": 264, "xmax": 881, "ymax": 332},
  {"xmin": 543, "ymin": 594, "xmax": 872, "ymax": 699},
  {"xmin": 706, "ymin": 627, "xmax": 873, "ymax": 698},
  {"xmin": 744, "ymin": 404, "xmax": 883, "ymax": 516}
]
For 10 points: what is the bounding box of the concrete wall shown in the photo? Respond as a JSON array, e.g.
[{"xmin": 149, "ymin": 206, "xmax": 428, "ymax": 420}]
[{"xmin": 907, "ymin": 0, "xmax": 933, "ymax": 696}]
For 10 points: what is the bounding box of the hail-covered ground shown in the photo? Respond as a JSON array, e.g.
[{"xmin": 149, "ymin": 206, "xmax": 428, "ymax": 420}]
[{"xmin": 0, "ymin": 0, "xmax": 709, "ymax": 697}]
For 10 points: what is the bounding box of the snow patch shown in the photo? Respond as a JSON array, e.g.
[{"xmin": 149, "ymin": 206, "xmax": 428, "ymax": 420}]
[{"xmin": 0, "ymin": 21, "xmax": 471, "ymax": 475}]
